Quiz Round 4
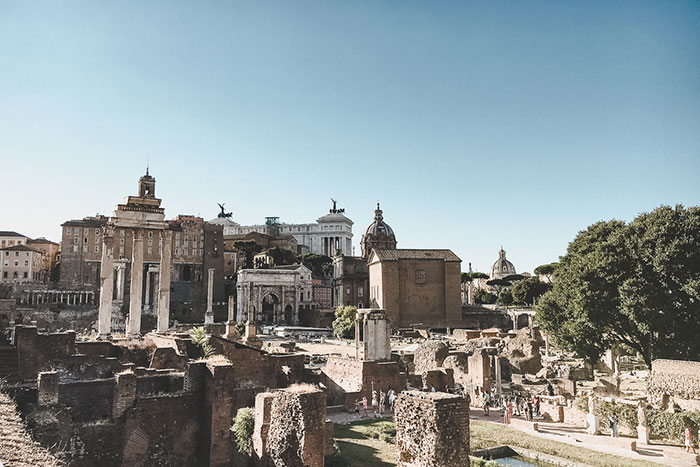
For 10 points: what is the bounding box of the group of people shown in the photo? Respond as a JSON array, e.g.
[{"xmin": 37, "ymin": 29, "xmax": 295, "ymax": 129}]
[{"xmin": 354, "ymin": 388, "xmax": 396, "ymax": 418}]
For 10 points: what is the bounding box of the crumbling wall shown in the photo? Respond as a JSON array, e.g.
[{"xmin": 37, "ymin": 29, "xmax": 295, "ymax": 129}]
[
  {"xmin": 648, "ymin": 359, "xmax": 700, "ymax": 402},
  {"xmin": 414, "ymin": 340, "xmax": 449, "ymax": 375},
  {"xmin": 501, "ymin": 329, "xmax": 543, "ymax": 375},
  {"xmin": 395, "ymin": 390, "xmax": 470, "ymax": 467},
  {"xmin": 253, "ymin": 386, "xmax": 327, "ymax": 467},
  {"xmin": 321, "ymin": 356, "xmax": 404, "ymax": 408}
]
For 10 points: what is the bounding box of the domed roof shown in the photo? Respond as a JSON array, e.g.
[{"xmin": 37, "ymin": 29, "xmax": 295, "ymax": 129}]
[
  {"xmin": 365, "ymin": 203, "xmax": 395, "ymax": 237},
  {"xmin": 490, "ymin": 247, "xmax": 516, "ymax": 280}
]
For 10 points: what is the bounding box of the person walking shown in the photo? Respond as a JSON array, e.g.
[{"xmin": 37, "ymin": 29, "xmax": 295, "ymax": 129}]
[
  {"xmin": 387, "ymin": 388, "xmax": 395, "ymax": 412},
  {"xmin": 483, "ymin": 392, "xmax": 491, "ymax": 416},
  {"xmin": 371, "ymin": 390, "xmax": 378, "ymax": 416},
  {"xmin": 533, "ymin": 395, "xmax": 541, "ymax": 417},
  {"xmin": 685, "ymin": 426, "xmax": 697, "ymax": 454},
  {"xmin": 526, "ymin": 400, "xmax": 533, "ymax": 422},
  {"xmin": 360, "ymin": 396, "xmax": 368, "ymax": 418},
  {"xmin": 609, "ymin": 415, "xmax": 618, "ymax": 438},
  {"xmin": 506, "ymin": 400, "xmax": 513, "ymax": 425},
  {"xmin": 379, "ymin": 390, "xmax": 386, "ymax": 415}
]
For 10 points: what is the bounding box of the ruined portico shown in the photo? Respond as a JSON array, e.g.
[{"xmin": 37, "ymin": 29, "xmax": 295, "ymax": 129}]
[{"xmin": 98, "ymin": 170, "xmax": 171, "ymax": 338}]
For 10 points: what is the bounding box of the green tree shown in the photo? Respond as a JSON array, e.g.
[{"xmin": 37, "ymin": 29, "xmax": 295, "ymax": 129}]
[
  {"xmin": 496, "ymin": 290, "xmax": 514, "ymax": 306},
  {"xmin": 298, "ymin": 253, "xmax": 333, "ymax": 278},
  {"xmin": 190, "ymin": 326, "xmax": 215, "ymax": 358},
  {"xmin": 474, "ymin": 288, "xmax": 497, "ymax": 305},
  {"xmin": 332, "ymin": 305, "xmax": 357, "ymax": 339},
  {"xmin": 534, "ymin": 262, "xmax": 559, "ymax": 282},
  {"xmin": 536, "ymin": 205, "xmax": 700, "ymax": 366},
  {"xmin": 461, "ymin": 271, "xmax": 489, "ymax": 282},
  {"xmin": 266, "ymin": 247, "xmax": 297, "ymax": 266},
  {"xmin": 511, "ymin": 277, "xmax": 552, "ymax": 306},
  {"xmin": 233, "ymin": 240, "xmax": 263, "ymax": 269},
  {"xmin": 231, "ymin": 407, "xmax": 255, "ymax": 454}
]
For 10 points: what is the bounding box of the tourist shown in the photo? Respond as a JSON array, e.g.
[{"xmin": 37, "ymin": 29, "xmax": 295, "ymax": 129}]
[
  {"xmin": 361, "ymin": 396, "xmax": 369, "ymax": 418},
  {"xmin": 533, "ymin": 395, "xmax": 541, "ymax": 417},
  {"xmin": 685, "ymin": 426, "xmax": 696, "ymax": 453},
  {"xmin": 387, "ymin": 388, "xmax": 396, "ymax": 412},
  {"xmin": 546, "ymin": 381, "xmax": 554, "ymax": 396},
  {"xmin": 371, "ymin": 390, "xmax": 378, "ymax": 415},
  {"xmin": 526, "ymin": 400, "xmax": 533, "ymax": 422},
  {"xmin": 483, "ymin": 392, "xmax": 491, "ymax": 416},
  {"xmin": 379, "ymin": 390, "xmax": 386, "ymax": 415},
  {"xmin": 506, "ymin": 400, "xmax": 513, "ymax": 425},
  {"xmin": 608, "ymin": 415, "xmax": 618, "ymax": 438}
]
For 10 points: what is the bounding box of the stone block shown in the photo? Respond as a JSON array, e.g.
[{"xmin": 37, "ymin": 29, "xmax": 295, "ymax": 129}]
[{"xmin": 37, "ymin": 371, "xmax": 59, "ymax": 406}]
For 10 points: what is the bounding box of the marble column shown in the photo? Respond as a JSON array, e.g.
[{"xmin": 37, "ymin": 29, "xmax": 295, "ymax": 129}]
[
  {"xmin": 98, "ymin": 231, "xmax": 114, "ymax": 338},
  {"xmin": 495, "ymin": 356, "xmax": 502, "ymax": 394},
  {"xmin": 116, "ymin": 265, "xmax": 125, "ymax": 301},
  {"xmin": 157, "ymin": 230, "xmax": 172, "ymax": 332},
  {"xmin": 144, "ymin": 270, "xmax": 152, "ymax": 309},
  {"xmin": 127, "ymin": 229, "xmax": 144, "ymax": 337},
  {"xmin": 204, "ymin": 268, "xmax": 214, "ymax": 324}
]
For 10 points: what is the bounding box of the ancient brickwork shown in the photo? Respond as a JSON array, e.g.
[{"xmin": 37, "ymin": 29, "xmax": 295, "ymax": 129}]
[
  {"xmin": 648, "ymin": 359, "xmax": 700, "ymax": 401},
  {"xmin": 321, "ymin": 356, "xmax": 404, "ymax": 407},
  {"xmin": 253, "ymin": 386, "xmax": 327, "ymax": 467},
  {"xmin": 395, "ymin": 390, "xmax": 470, "ymax": 467},
  {"xmin": 37, "ymin": 371, "xmax": 59, "ymax": 406},
  {"xmin": 414, "ymin": 340, "xmax": 449, "ymax": 375}
]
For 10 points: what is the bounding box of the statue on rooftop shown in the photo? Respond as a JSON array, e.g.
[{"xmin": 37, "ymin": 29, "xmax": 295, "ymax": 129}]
[{"xmin": 217, "ymin": 203, "xmax": 233, "ymax": 218}]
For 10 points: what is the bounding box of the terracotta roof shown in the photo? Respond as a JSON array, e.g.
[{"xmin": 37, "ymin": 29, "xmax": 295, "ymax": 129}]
[{"xmin": 371, "ymin": 249, "xmax": 461, "ymax": 262}]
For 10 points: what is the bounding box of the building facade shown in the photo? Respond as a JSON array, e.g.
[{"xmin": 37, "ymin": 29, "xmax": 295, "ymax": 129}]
[
  {"xmin": 360, "ymin": 203, "xmax": 397, "ymax": 258},
  {"xmin": 213, "ymin": 201, "xmax": 354, "ymax": 257},
  {"xmin": 368, "ymin": 249, "xmax": 462, "ymax": 328},
  {"xmin": 0, "ymin": 245, "xmax": 44, "ymax": 282},
  {"xmin": 0, "ymin": 231, "xmax": 28, "ymax": 249}
]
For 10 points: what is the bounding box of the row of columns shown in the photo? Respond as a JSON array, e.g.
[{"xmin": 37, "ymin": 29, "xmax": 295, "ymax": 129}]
[
  {"xmin": 24, "ymin": 290, "xmax": 95, "ymax": 305},
  {"xmin": 322, "ymin": 236, "xmax": 343, "ymax": 256},
  {"xmin": 99, "ymin": 229, "xmax": 173, "ymax": 339}
]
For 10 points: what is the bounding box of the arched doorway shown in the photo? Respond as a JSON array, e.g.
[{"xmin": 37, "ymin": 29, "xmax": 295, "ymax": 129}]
[
  {"xmin": 284, "ymin": 305, "xmax": 293, "ymax": 325},
  {"xmin": 262, "ymin": 293, "xmax": 279, "ymax": 324}
]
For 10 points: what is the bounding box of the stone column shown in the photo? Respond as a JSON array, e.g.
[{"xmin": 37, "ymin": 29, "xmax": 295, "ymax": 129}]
[
  {"xmin": 115, "ymin": 265, "xmax": 125, "ymax": 301},
  {"xmin": 355, "ymin": 315, "xmax": 361, "ymax": 360},
  {"xmin": 144, "ymin": 270, "xmax": 152, "ymax": 309},
  {"xmin": 98, "ymin": 230, "xmax": 114, "ymax": 338},
  {"xmin": 204, "ymin": 268, "xmax": 215, "ymax": 324},
  {"xmin": 224, "ymin": 295, "xmax": 236, "ymax": 338},
  {"xmin": 127, "ymin": 229, "xmax": 144, "ymax": 337},
  {"xmin": 494, "ymin": 356, "xmax": 502, "ymax": 394},
  {"xmin": 157, "ymin": 230, "xmax": 172, "ymax": 332}
]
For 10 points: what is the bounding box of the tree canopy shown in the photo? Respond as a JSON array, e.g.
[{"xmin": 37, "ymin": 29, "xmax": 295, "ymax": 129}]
[
  {"xmin": 511, "ymin": 277, "xmax": 552, "ymax": 306},
  {"xmin": 536, "ymin": 205, "xmax": 700, "ymax": 366},
  {"xmin": 298, "ymin": 253, "xmax": 333, "ymax": 278},
  {"xmin": 474, "ymin": 288, "xmax": 497, "ymax": 305},
  {"xmin": 232, "ymin": 240, "xmax": 263, "ymax": 269},
  {"xmin": 332, "ymin": 305, "xmax": 357, "ymax": 339},
  {"xmin": 534, "ymin": 262, "xmax": 558, "ymax": 281},
  {"xmin": 461, "ymin": 271, "xmax": 489, "ymax": 282}
]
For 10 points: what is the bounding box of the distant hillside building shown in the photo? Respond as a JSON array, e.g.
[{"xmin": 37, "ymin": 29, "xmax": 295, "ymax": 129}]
[{"xmin": 368, "ymin": 249, "xmax": 461, "ymax": 328}]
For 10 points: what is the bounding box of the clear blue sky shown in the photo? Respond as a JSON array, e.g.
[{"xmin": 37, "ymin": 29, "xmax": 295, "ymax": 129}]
[{"xmin": 1, "ymin": 1, "xmax": 699, "ymax": 273}]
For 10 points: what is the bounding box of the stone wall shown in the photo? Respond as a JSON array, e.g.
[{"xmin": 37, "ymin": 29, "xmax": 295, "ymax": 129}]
[
  {"xmin": 395, "ymin": 390, "xmax": 470, "ymax": 467},
  {"xmin": 648, "ymin": 359, "xmax": 700, "ymax": 402},
  {"xmin": 321, "ymin": 356, "xmax": 404, "ymax": 408},
  {"xmin": 414, "ymin": 340, "xmax": 449, "ymax": 375},
  {"xmin": 253, "ymin": 386, "xmax": 328, "ymax": 467}
]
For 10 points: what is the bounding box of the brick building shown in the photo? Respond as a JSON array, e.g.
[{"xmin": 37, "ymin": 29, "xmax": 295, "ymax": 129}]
[{"xmin": 368, "ymin": 249, "xmax": 462, "ymax": 328}]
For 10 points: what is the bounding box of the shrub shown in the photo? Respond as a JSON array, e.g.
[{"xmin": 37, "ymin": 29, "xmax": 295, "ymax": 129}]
[
  {"xmin": 190, "ymin": 326, "xmax": 215, "ymax": 358},
  {"xmin": 332, "ymin": 306, "xmax": 357, "ymax": 339},
  {"xmin": 231, "ymin": 407, "xmax": 255, "ymax": 454}
]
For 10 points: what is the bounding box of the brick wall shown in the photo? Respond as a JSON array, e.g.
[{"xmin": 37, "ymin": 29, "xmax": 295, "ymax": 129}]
[
  {"xmin": 321, "ymin": 356, "xmax": 405, "ymax": 408},
  {"xmin": 395, "ymin": 390, "xmax": 470, "ymax": 467}
]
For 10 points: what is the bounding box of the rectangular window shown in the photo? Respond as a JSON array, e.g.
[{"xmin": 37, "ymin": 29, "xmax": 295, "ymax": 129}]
[
  {"xmin": 14, "ymin": 260, "xmax": 18, "ymax": 266},
  {"xmin": 120, "ymin": 229, "xmax": 125, "ymax": 237},
  {"xmin": 84, "ymin": 227, "xmax": 89, "ymax": 234},
  {"xmin": 119, "ymin": 246, "xmax": 124, "ymax": 255},
  {"xmin": 23, "ymin": 272, "xmax": 28, "ymax": 278},
  {"xmin": 2, "ymin": 272, "xmax": 6, "ymax": 278},
  {"xmin": 147, "ymin": 239, "xmax": 153, "ymax": 246},
  {"xmin": 148, "ymin": 231, "xmax": 153, "ymax": 238},
  {"xmin": 192, "ymin": 249, "xmax": 196, "ymax": 256},
  {"xmin": 24, "ymin": 260, "xmax": 28, "ymax": 266},
  {"xmin": 358, "ymin": 288, "xmax": 363, "ymax": 297},
  {"xmin": 175, "ymin": 240, "xmax": 180, "ymax": 247},
  {"xmin": 73, "ymin": 245, "xmax": 79, "ymax": 252},
  {"xmin": 415, "ymin": 269, "xmax": 426, "ymax": 284},
  {"xmin": 147, "ymin": 247, "xmax": 152, "ymax": 254},
  {"xmin": 66, "ymin": 227, "xmax": 71, "ymax": 235},
  {"xmin": 199, "ymin": 240, "xmax": 204, "ymax": 248}
]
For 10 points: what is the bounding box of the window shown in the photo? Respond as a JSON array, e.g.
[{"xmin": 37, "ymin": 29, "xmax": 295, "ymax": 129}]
[
  {"xmin": 175, "ymin": 249, "xmax": 180, "ymax": 255},
  {"xmin": 346, "ymin": 288, "xmax": 350, "ymax": 295},
  {"xmin": 73, "ymin": 245, "xmax": 79, "ymax": 252},
  {"xmin": 95, "ymin": 237, "xmax": 100, "ymax": 244},
  {"xmin": 66, "ymin": 227, "xmax": 72, "ymax": 235},
  {"xmin": 120, "ymin": 238, "xmax": 125, "ymax": 245},
  {"xmin": 84, "ymin": 227, "xmax": 89, "ymax": 234},
  {"xmin": 358, "ymin": 288, "xmax": 363, "ymax": 297},
  {"xmin": 119, "ymin": 246, "xmax": 124, "ymax": 255},
  {"xmin": 415, "ymin": 269, "xmax": 426, "ymax": 284},
  {"xmin": 83, "ymin": 245, "xmax": 88, "ymax": 253},
  {"xmin": 83, "ymin": 237, "xmax": 88, "ymax": 244},
  {"xmin": 120, "ymin": 230, "xmax": 125, "ymax": 237},
  {"xmin": 23, "ymin": 272, "xmax": 28, "ymax": 279},
  {"xmin": 95, "ymin": 228, "xmax": 100, "ymax": 235},
  {"xmin": 24, "ymin": 260, "xmax": 28, "ymax": 266},
  {"xmin": 147, "ymin": 247, "xmax": 152, "ymax": 254},
  {"xmin": 148, "ymin": 231, "xmax": 153, "ymax": 238},
  {"xmin": 199, "ymin": 240, "xmax": 204, "ymax": 248},
  {"xmin": 192, "ymin": 249, "xmax": 196, "ymax": 256},
  {"xmin": 15, "ymin": 252, "xmax": 19, "ymax": 256},
  {"xmin": 14, "ymin": 261, "xmax": 18, "ymax": 266},
  {"xmin": 74, "ymin": 237, "xmax": 79, "ymax": 244},
  {"xmin": 2, "ymin": 272, "xmax": 6, "ymax": 279},
  {"xmin": 176, "ymin": 232, "xmax": 181, "ymax": 239},
  {"xmin": 147, "ymin": 239, "xmax": 153, "ymax": 246},
  {"xmin": 94, "ymin": 246, "xmax": 99, "ymax": 253}
]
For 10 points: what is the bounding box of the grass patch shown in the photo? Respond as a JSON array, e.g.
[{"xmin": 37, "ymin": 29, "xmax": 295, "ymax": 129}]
[
  {"xmin": 471, "ymin": 420, "xmax": 661, "ymax": 467},
  {"xmin": 329, "ymin": 418, "xmax": 397, "ymax": 467}
]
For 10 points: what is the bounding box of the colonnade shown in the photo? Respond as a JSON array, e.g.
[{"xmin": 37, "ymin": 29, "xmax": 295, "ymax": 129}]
[
  {"xmin": 23, "ymin": 290, "xmax": 95, "ymax": 306},
  {"xmin": 98, "ymin": 228, "xmax": 173, "ymax": 338},
  {"xmin": 322, "ymin": 236, "xmax": 343, "ymax": 256}
]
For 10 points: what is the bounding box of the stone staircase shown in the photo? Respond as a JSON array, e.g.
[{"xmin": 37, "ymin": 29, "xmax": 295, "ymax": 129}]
[{"xmin": 0, "ymin": 346, "xmax": 20, "ymax": 385}]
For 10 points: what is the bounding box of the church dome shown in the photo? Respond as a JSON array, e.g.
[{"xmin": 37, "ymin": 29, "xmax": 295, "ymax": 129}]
[
  {"xmin": 364, "ymin": 203, "xmax": 395, "ymax": 237},
  {"xmin": 490, "ymin": 247, "xmax": 516, "ymax": 280}
]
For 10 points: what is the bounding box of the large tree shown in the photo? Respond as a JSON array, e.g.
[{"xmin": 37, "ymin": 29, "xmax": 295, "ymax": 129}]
[
  {"xmin": 536, "ymin": 205, "xmax": 700, "ymax": 366},
  {"xmin": 534, "ymin": 262, "xmax": 558, "ymax": 282},
  {"xmin": 511, "ymin": 277, "xmax": 551, "ymax": 306}
]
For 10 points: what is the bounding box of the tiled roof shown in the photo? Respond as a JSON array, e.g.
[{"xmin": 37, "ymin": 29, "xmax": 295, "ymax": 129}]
[
  {"xmin": 0, "ymin": 245, "xmax": 42, "ymax": 253},
  {"xmin": 0, "ymin": 231, "xmax": 27, "ymax": 237},
  {"xmin": 371, "ymin": 249, "xmax": 461, "ymax": 262}
]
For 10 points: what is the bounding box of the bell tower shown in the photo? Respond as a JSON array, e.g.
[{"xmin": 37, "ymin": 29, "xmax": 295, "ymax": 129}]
[{"xmin": 138, "ymin": 167, "xmax": 156, "ymax": 199}]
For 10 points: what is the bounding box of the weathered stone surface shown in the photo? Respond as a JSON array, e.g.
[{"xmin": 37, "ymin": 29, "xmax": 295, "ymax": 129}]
[
  {"xmin": 395, "ymin": 390, "xmax": 470, "ymax": 467},
  {"xmin": 648, "ymin": 359, "xmax": 700, "ymax": 404},
  {"xmin": 501, "ymin": 329, "xmax": 543, "ymax": 375},
  {"xmin": 414, "ymin": 340, "xmax": 450, "ymax": 375}
]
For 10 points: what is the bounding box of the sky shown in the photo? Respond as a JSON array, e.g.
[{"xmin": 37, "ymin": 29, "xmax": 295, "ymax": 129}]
[{"xmin": 1, "ymin": 1, "xmax": 699, "ymax": 274}]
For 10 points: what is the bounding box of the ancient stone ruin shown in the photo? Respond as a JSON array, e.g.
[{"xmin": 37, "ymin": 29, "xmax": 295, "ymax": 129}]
[{"xmin": 394, "ymin": 390, "xmax": 470, "ymax": 467}]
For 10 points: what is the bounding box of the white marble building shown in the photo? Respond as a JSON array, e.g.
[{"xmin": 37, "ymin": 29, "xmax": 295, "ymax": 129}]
[
  {"xmin": 236, "ymin": 264, "xmax": 315, "ymax": 325},
  {"xmin": 211, "ymin": 201, "xmax": 353, "ymax": 257}
]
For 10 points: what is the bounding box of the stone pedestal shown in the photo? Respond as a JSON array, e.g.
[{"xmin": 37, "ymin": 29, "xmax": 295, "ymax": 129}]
[
  {"xmin": 586, "ymin": 414, "xmax": 600, "ymax": 435},
  {"xmin": 224, "ymin": 295, "xmax": 236, "ymax": 339},
  {"xmin": 204, "ymin": 268, "xmax": 215, "ymax": 324},
  {"xmin": 243, "ymin": 321, "xmax": 262, "ymax": 349},
  {"xmin": 637, "ymin": 425, "xmax": 649, "ymax": 444}
]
